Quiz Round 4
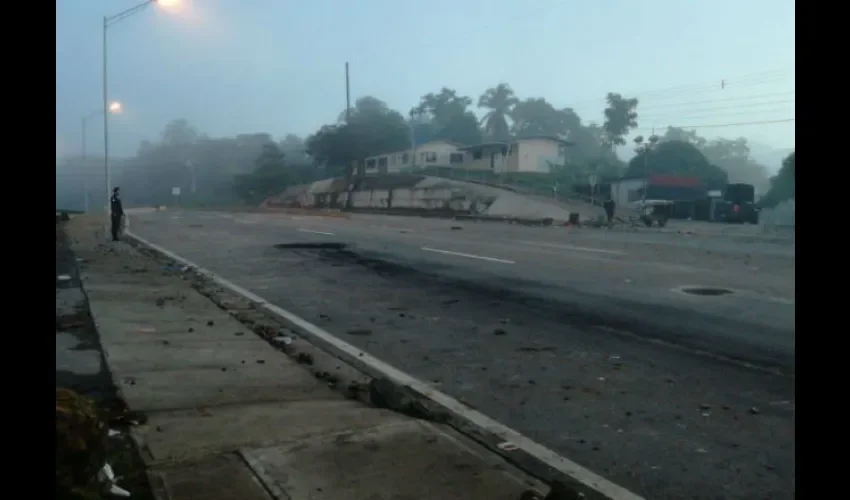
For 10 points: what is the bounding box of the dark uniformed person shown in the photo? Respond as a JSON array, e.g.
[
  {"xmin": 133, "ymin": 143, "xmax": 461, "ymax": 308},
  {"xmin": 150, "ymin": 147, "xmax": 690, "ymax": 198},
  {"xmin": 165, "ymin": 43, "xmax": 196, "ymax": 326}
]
[
  {"xmin": 110, "ymin": 186, "xmax": 124, "ymax": 241},
  {"xmin": 603, "ymin": 197, "xmax": 616, "ymax": 226}
]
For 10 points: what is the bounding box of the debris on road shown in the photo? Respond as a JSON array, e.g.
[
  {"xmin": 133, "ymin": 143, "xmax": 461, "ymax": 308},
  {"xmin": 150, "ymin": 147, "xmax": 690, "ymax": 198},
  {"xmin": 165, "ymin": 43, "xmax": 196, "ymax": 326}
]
[
  {"xmin": 497, "ymin": 441, "xmax": 519, "ymax": 452},
  {"xmin": 347, "ymin": 328, "xmax": 373, "ymax": 336}
]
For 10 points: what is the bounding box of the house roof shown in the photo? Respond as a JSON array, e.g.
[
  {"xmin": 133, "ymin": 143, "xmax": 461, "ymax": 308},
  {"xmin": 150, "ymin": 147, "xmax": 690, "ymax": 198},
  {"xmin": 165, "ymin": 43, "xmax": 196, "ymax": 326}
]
[
  {"xmin": 457, "ymin": 136, "xmax": 574, "ymax": 152},
  {"xmin": 365, "ymin": 139, "xmax": 462, "ymax": 159},
  {"xmin": 514, "ymin": 135, "xmax": 575, "ymax": 146}
]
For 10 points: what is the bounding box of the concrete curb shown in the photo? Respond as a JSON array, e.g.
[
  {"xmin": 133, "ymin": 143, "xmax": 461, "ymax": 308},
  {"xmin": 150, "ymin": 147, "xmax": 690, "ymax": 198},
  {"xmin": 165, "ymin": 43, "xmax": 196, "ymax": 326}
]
[{"xmin": 124, "ymin": 226, "xmax": 645, "ymax": 500}]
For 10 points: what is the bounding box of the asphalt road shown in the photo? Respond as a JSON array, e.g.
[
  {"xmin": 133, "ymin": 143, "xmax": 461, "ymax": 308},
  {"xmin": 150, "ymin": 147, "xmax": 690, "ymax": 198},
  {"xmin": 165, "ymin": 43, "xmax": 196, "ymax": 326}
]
[{"xmin": 129, "ymin": 210, "xmax": 795, "ymax": 500}]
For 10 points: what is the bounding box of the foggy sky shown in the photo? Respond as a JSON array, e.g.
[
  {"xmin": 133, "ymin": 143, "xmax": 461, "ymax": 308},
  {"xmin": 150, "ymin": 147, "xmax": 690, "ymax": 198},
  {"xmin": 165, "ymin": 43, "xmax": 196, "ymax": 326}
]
[{"xmin": 56, "ymin": 0, "xmax": 795, "ymax": 161}]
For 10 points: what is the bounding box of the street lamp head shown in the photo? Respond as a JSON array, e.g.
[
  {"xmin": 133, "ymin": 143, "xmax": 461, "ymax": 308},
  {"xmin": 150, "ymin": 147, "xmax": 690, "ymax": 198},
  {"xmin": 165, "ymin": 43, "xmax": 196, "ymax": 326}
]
[
  {"xmin": 155, "ymin": 0, "xmax": 182, "ymax": 8},
  {"xmin": 108, "ymin": 101, "xmax": 122, "ymax": 113}
]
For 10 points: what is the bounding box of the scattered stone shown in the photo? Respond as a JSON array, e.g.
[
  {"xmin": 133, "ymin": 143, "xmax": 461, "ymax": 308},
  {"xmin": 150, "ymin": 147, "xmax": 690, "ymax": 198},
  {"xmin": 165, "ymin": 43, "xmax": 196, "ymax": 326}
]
[
  {"xmin": 155, "ymin": 298, "xmax": 166, "ymax": 307},
  {"xmin": 234, "ymin": 331, "xmax": 244, "ymax": 336},
  {"xmin": 206, "ymin": 320, "xmax": 215, "ymax": 326},
  {"xmin": 295, "ymin": 352, "xmax": 314, "ymax": 365},
  {"xmin": 516, "ymin": 345, "xmax": 556, "ymax": 353},
  {"xmin": 441, "ymin": 299, "xmax": 459, "ymax": 306},
  {"xmin": 319, "ymin": 314, "xmax": 331, "ymax": 320},
  {"xmin": 220, "ymin": 367, "xmax": 227, "ymax": 372},
  {"xmin": 493, "ymin": 328, "xmax": 507, "ymax": 336},
  {"xmin": 347, "ymin": 328, "xmax": 373, "ymax": 336},
  {"xmin": 749, "ymin": 407, "xmax": 760, "ymax": 415},
  {"xmin": 699, "ymin": 403, "xmax": 711, "ymax": 411},
  {"xmin": 256, "ymin": 359, "xmax": 265, "ymax": 364},
  {"xmin": 188, "ymin": 327, "xmax": 194, "ymax": 332}
]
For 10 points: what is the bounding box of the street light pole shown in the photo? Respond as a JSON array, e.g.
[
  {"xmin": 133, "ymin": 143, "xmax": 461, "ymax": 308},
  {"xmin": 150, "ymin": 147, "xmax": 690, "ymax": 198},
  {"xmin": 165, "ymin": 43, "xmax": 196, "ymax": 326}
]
[
  {"xmin": 102, "ymin": 15, "xmax": 109, "ymax": 212},
  {"xmin": 81, "ymin": 117, "xmax": 89, "ymax": 212},
  {"xmin": 101, "ymin": 0, "xmax": 162, "ymax": 213}
]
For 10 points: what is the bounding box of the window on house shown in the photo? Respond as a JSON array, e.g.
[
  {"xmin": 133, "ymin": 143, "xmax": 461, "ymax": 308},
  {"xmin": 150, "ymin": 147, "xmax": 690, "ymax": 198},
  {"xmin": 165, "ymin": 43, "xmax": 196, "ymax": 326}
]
[
  {"xmin": 449, "ymin": 153, "xmax": 465, "ymax": 164},
  {"xmin": 425, "ymin": 152, "xmax": 437, "ymax": 163},
  {"xmin": 377, "ymin": 157, "xmax": 388, "ymax": 167},
  {"xmin": 402, "ymin": 153, "xmax": 410, "ymax": 164},
  {"xmin": 366, "ymin": 159, "xmax": 377, "ymax": 169},
  {"xmin": 472, "ymin": 150, "xmax": 483, "ymax": 160}
]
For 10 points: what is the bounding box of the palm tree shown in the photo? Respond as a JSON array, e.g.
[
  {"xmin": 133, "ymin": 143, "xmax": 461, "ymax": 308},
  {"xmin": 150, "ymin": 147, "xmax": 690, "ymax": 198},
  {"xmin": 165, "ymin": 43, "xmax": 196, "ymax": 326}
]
[{"xmin": 478, "ymin": 83, "xmax": 518, "ymax": 141}]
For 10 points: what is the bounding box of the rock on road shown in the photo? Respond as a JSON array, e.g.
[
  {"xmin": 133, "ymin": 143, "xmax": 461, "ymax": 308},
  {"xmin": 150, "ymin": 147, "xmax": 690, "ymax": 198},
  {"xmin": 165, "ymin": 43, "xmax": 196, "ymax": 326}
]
[{"xmin": 128, "ymin": 209, "xmax": 795, "ymax": 500}]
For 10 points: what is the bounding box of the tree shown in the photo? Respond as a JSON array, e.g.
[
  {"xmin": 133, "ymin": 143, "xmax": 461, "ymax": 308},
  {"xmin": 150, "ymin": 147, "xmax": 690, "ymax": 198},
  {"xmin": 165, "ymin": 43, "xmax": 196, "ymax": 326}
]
[
  {"xmin": 434, "ymin": 113, "xmax": 482, "ymax": 146},
  {"xmin": 626, "ymin": 140, "xmax": 728, "ymax": 189},
  {"xmin": 759, "ymin": 151, "xmax": 794, "ymax": 207},
  {"xmin": 511, "ymin": 98, "xmax": 568, "ymax": 138},
  {"xmin": 659, "ymin": 128, "xmax": 771, "ymax": 194},
  {"xmin": 701, "ymin": 137, "xmax": 770, "ymax": 193},
  {"xmin": 279, "ymin": 134, "xmax": 310, "ymax": 165},
  {"xmin": 161, "ymin": 118, "xmax": 199, "ymax": 146},
  {"xmin": 478, "ymin": 83, "xmax": 518, "ymax": 141},
  {"xmin": 661, "ymin": 127, "xmax": 706, "ymax": 149},
  {"xmin": 232, "ymin": 144, "xmax": 300, "ymax": 204},
  {"xmin": 411, "ymin": 88, "xmax": 482, "ymax": 145},
  {"xmin": 602, "ymin": 93, "xmax": 639, "ymax": 147},
  {"xmin": 306, "ymin": 96, "xmax": 410, "ymax": 178},
  {"xmin": 411, "ymin": 88, "xmax": 472, "ymax": 128}
]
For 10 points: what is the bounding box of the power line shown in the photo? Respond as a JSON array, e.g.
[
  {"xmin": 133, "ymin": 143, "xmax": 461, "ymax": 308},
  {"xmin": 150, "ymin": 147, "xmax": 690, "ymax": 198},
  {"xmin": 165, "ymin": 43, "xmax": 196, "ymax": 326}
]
[
  {"xmin": 640, "ymin": 99, "xmax": 795, "ymax": 120},
  {"xmin": 565, "ymin": 68, "xmax": 794, "ymax": 109},
  {"xmin": 622, "ymin": 91, "xmax": 795, "ymax": 113},
  {"xmin": 632, "ymin": 118, "xmax": 795, "ymax": 132},
  {"xmin": 641, "ymin": 108, "xmax": 793, "ymax": 124}
]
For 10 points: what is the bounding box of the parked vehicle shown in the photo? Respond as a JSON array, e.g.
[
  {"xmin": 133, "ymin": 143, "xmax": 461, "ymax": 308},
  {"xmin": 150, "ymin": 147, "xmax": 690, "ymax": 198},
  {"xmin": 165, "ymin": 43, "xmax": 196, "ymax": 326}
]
[{"xmin": 632, "ymin": 199, "xmax": 675, "ymax": 227}]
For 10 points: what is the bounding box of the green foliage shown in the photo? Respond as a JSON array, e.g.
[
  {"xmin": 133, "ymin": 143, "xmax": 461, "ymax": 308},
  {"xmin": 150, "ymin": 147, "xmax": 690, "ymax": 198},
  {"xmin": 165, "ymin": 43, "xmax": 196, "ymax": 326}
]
[
  {"xmin": 626, "ymin": 140, "xmax": 728, "ymax": 188},
  {"xmin": 410, "ymin": 88, "xmax": 482, "ymax": 145},
  {"xmin": 660, "ymin": 127, "xmax": 772, "ymax": 193},
  {"xmin": 603, "ymin": 93, "xmax": 639, "ymax": 146},
  {"xmin": 759, "ymin": 151, "xmax": 794, "ymax": 207},
  {"xmin": 56, "ymin": 388, "xmax": 108, "ymax": 500},
  {"xmin": 307, "ymin": 96, "xmax": 410, "ymax": 181},
  {"xmin": 232, "ymin": 143, "xmax": 320, "ymax": 205},
  {"xmin": 478, "ymin": 83, "xmax": 519, "ymax": 141}
]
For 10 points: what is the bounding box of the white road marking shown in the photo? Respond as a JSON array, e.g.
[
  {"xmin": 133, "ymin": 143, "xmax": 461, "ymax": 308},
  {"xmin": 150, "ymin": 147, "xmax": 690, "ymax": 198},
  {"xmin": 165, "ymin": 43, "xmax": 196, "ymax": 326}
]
[
  {"xmin": 297, "ymin": 229, "xmax": 335, "ymax": 236},
  {"xmin": 126, "ymin": 229, "xmax": 644, "ymax": 500},
  {"xmin": 520, "ymin": 241, "xmax": 626, "ymax": 255},
  {"xmin": 421, "ymin": 247, "xmax": 515, "ymax": 264}
]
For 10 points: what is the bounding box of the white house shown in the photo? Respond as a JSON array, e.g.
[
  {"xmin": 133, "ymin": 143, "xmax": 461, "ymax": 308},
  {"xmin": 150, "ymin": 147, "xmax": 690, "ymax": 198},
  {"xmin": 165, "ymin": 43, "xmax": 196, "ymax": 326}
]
[
  {"xmin": 363, "ymin": 136, "xmax": 571, "ymax": 175},
  {"xmin": 456, "ymin": 136, "xmax": 571, "ymax": 173},
  {"xmin": 364, "ymin": 140, "xmax": 465, "ymax": 174}
]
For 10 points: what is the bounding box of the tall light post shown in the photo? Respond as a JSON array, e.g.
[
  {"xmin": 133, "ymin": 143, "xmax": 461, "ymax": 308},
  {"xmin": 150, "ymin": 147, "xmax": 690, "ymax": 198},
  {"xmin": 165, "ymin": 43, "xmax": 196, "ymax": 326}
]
[
  {"xmin": 82, "ymin": 102, "xmax": 122, "ymax": 212},
  {"xmin": 102, "ymin": 0, "xmax": 178, "ymax": 211}
]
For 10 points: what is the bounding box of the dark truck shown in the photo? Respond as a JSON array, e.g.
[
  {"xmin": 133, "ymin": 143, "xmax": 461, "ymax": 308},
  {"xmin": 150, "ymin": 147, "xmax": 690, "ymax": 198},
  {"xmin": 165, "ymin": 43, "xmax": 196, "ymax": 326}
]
[{"xmin": 719, "ymin": 183, "xmax": 759, "ymax": 224}]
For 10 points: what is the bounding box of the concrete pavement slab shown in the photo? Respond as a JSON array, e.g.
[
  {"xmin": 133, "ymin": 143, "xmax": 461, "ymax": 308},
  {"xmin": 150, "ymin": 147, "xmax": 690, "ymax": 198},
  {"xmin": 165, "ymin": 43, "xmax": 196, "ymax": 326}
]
[
  {"xmin": 111, "ymin": 364, "xmax": 338, "ymax": 412},
  {"xmin": 136, "ymin": 401, "xmax": 410, "ymax": 464},
  {"xmin": 243, "ymin": 419, "xmax": 541, "ymax": 500}
]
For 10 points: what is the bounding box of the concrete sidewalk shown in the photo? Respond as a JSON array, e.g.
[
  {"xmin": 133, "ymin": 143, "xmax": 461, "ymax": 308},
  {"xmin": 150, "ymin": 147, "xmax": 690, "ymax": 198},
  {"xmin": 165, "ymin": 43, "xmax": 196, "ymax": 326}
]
[{"xmin": 68, "ymin": 216, "xmax": 545, "ymax": 500}]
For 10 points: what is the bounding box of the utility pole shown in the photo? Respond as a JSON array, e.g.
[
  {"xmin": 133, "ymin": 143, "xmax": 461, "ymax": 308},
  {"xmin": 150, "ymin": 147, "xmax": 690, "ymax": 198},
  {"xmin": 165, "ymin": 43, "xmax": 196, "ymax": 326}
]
[
  {"xmin": 345, "ymin": 62, "xmax": 351, "ymax": 124},
  {"xmin": 81, "ymin": 120, "xmax": 89, "ymax": 212}
]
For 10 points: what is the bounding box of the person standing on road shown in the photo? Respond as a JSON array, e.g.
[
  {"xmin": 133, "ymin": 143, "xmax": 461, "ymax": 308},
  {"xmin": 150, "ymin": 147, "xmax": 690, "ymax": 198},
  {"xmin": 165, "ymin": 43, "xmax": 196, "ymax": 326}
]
[
  {"xmin": 110, "ymin": 186, "xmax": 124, "ymax": 241},
  {"xmin": 603, "ymin": 197, "xmax": 616, "ymax": 227}
]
